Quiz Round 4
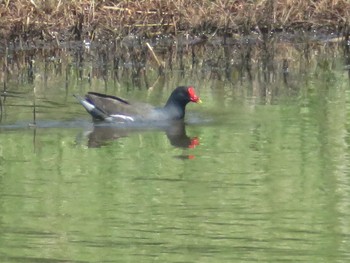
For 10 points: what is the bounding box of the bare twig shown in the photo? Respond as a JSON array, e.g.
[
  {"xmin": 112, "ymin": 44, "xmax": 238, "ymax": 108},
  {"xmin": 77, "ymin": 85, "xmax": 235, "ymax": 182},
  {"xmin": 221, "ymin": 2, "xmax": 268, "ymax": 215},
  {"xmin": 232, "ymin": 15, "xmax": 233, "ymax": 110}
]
[{"xmin": 146, "ymin": 42, "xmax": 164, "ymax": 68}]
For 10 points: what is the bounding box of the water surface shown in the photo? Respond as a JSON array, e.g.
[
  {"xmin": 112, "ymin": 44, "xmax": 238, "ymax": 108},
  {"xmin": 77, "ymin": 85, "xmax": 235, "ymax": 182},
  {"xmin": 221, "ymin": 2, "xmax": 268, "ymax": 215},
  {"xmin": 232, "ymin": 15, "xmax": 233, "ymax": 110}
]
[{"xmin": 0, "ymin": 40, "xmax": 350, "ymax": 262}]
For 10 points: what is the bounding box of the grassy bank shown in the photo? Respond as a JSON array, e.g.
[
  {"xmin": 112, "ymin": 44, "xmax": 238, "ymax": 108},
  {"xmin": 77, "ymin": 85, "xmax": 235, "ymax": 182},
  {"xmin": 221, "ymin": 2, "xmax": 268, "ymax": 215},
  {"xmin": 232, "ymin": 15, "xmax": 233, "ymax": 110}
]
[{"xmin": 0, "ymin": 0, "xmax": 349, "ymax": 42}]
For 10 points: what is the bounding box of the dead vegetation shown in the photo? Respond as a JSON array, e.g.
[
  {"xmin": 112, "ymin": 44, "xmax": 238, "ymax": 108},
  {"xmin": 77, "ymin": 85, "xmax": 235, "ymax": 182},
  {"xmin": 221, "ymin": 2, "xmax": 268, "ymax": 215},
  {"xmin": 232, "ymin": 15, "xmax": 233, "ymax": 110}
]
[{"xmin": 0, "ymin": 0, "xmax": 349, "ymax": 42}]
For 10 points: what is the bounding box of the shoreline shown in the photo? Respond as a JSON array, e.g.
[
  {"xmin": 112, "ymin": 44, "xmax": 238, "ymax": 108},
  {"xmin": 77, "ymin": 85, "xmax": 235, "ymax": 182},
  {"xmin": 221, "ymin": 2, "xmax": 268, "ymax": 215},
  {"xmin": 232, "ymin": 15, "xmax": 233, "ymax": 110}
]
[{"xmin": 0, "ymin": 0, "xmax": 349, "ymax": 43}]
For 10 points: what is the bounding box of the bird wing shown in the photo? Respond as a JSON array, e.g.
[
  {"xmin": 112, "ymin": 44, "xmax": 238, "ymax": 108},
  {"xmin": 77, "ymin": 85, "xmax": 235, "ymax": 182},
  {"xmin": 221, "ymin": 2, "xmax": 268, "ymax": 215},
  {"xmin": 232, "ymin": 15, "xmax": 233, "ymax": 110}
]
[{"xmin": 86, "ymin": 92, "xmax": 154, "ymax": 119}]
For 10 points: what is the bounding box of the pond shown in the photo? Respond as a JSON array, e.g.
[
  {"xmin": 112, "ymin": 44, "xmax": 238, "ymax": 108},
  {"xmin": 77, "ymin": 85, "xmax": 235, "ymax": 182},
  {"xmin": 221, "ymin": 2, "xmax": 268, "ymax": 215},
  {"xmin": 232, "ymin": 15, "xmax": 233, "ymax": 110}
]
[{"xmin": 0, "ymin": 35, "xmax": 350, "ymax": 262}]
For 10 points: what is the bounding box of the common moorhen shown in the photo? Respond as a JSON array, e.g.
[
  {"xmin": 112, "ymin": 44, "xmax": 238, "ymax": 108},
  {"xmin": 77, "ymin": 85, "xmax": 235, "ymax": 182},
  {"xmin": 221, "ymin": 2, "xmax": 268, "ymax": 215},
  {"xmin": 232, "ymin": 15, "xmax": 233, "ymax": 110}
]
[{"xmin": 74, "ymin": 86, "xmax": 202, "ymax": 122}]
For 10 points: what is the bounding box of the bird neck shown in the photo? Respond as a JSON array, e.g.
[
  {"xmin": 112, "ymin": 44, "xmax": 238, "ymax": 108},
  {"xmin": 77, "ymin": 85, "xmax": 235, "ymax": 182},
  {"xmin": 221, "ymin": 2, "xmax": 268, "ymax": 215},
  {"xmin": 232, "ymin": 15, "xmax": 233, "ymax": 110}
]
[{"xmin": 164, "ymin": 99, "xmax": 187, "ymax": 119}]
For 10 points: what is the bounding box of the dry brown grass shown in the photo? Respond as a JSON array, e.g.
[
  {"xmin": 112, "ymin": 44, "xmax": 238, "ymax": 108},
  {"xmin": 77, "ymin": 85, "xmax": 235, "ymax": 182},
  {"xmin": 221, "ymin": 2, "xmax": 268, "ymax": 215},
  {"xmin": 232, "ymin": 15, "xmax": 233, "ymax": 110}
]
[{"xmin": 0, "ymin": 0, "xmax": 349, "ymax": 41}]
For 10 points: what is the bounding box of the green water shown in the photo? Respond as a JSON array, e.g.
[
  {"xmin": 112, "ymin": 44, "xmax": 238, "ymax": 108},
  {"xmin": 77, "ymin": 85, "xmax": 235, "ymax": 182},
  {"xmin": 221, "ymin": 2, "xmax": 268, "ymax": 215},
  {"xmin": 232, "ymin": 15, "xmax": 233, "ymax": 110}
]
[{"xmin": 0, "ymin": 44, "xmax": 350, "ymax": 262}]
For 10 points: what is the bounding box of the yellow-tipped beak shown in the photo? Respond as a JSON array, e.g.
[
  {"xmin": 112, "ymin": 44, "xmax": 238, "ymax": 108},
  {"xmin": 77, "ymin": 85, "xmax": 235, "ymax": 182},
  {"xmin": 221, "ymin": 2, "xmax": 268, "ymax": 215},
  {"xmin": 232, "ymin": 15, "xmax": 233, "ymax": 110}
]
[{"xmin": 197, "ymin": 98, "xmax": 203, "ymax": 104}]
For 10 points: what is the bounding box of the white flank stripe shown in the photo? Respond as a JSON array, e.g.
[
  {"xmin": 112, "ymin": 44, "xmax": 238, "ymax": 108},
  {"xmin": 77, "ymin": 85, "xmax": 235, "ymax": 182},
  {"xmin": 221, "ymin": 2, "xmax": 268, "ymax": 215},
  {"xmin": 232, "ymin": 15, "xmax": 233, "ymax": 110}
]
[{"xmin": 110, "ymin": 114, "xmax": 134, "ymax": 122}]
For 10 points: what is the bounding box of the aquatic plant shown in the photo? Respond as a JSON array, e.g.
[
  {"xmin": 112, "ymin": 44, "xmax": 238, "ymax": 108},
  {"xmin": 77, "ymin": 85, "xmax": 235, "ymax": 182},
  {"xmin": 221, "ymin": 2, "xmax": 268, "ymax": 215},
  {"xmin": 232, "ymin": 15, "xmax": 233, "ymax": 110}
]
[{"xmin": 0, "ymin": 0, "xmax": 349, "ymax": 42}]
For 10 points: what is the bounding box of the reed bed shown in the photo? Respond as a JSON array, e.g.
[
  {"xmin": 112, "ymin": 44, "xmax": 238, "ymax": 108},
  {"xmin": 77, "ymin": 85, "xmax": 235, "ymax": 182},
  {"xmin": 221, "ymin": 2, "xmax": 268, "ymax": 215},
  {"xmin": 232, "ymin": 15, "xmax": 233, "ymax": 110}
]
[{"xmin": 0, "ymin": 0, "xmax": 349, "ymax": 42}]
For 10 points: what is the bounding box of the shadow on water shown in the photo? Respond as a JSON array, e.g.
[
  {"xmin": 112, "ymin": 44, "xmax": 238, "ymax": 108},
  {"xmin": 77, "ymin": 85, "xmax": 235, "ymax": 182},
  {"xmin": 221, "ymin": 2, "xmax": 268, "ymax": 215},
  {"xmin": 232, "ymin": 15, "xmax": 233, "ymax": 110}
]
[
  {"xmin": 82, "ymin": 120, "xmax": 199, "ymax": 150},
  {"xmin": 0, "ymin": 116, "xmax": 200, "ymax": 158}
]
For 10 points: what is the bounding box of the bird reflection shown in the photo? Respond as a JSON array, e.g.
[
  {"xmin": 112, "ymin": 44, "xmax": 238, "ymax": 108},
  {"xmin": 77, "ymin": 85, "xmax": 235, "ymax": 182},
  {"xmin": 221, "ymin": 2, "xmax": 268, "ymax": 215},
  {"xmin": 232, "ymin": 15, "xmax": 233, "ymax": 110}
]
[
  {"xmin": 164, "ymin": 121, "xmax": 199, "ymax": 149},
  {"xmin": 83, "ymin": 121, "xmax": 199, "ymax": 155}
]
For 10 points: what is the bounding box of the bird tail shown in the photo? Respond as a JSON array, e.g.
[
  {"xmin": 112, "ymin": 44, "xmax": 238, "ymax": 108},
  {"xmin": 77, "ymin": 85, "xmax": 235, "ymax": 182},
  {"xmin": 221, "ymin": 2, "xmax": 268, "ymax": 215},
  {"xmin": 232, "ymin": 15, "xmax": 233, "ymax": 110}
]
[{"xmin": 73, "ymin": 94, "xmax": 109, "ymax": 121}]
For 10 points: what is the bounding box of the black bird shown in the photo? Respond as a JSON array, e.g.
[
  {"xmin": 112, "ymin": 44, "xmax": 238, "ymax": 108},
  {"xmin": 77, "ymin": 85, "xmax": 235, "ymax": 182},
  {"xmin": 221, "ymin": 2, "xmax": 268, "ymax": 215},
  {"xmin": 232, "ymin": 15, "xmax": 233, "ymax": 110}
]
[{"xmin": 74, "ymin": 86, "xmax": 202, "ymax": 122}]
